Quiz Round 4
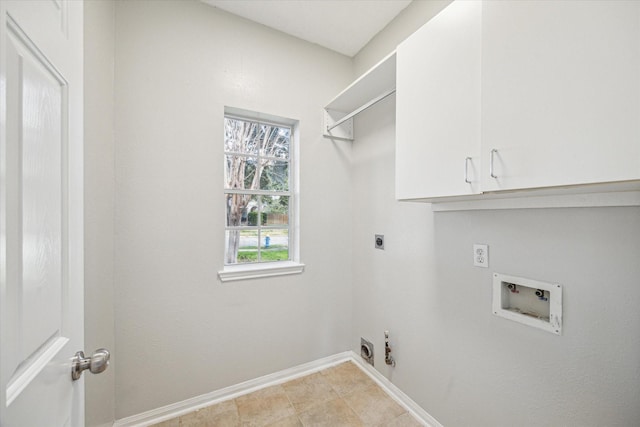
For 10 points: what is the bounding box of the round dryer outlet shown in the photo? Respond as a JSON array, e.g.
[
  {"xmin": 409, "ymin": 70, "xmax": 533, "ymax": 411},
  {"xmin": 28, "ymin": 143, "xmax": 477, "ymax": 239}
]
[{"xmin": 360, "ymin": 338, "xmax": 374, "ymax": 366}]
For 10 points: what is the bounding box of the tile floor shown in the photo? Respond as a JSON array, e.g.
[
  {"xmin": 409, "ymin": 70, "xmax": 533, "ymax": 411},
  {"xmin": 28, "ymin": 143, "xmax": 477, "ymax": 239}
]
[{"xmin": 152, "ymin": 361, "xmax": 423, "ymax": 427}]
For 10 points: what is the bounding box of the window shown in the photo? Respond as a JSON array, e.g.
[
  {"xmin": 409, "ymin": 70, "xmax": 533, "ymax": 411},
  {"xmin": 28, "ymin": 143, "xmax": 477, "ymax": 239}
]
[{"xmin": 223, "ymin": 109, "xmax": 297, "ymax": 272}]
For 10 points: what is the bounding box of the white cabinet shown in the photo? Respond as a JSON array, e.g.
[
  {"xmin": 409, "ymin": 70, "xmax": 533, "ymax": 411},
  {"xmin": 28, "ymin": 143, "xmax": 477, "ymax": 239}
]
[
  {"xmin": 481, "ymin": 0, "xmax": 640, "ymax": 192},
  {"xmin": 396, "ymin": 0, "xmax": 481, "ymax": 200},
  {"xmin": 396, "ymin": 0, "xmax": 640, "ymax": 201}
]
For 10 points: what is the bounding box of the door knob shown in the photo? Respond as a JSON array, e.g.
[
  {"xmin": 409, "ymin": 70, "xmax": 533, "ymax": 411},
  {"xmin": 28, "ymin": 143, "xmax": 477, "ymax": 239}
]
[{"xmin": 71, "ymin": 348, "xmax": 110, "ymax": 380}]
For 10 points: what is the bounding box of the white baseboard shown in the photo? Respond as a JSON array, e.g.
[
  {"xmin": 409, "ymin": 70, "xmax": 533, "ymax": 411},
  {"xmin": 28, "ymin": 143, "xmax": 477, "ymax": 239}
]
[
  {"xmin": 348, "ymin": 351, "xmax": 443, "ymax": 427},
  {"xmin": 113, "ymin": 352, "xmax": 352, "ymax": 427},
  {"xmin": 113, "ymin": 351, "xmax": 441, "ymax": 427}
]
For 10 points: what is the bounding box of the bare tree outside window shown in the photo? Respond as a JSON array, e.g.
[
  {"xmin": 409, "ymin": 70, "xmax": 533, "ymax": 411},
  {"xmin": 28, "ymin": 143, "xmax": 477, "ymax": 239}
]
[{"xmin": 224, "ymin": 115, "xmax": 292, "ymax": 264}]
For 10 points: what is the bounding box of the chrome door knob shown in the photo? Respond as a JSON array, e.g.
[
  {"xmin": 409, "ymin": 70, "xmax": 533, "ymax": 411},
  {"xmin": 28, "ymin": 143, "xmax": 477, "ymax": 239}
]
[{"xmin": 71, "ymin": 348, "xmax": 110, "ymax": 380}]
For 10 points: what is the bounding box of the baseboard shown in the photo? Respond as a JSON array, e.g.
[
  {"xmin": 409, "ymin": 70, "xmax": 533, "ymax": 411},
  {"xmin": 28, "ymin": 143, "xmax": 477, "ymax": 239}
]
[
  {"xmin": 348, "ymin": 351, "xmax": 443, "ymax": 427},
  {"xmin": 113, "ymin": 352, "xmax": 352, "ymax": 427},
  {"xmin": 112, "ymin": 350, "xmax": 442, "ymax": 427}
]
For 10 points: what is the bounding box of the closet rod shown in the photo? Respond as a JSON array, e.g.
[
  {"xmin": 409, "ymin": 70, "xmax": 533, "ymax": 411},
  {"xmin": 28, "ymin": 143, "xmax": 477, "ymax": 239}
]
[{"xmin": 326, "ymin": 88, "xmax": 396, "ymax": 132}]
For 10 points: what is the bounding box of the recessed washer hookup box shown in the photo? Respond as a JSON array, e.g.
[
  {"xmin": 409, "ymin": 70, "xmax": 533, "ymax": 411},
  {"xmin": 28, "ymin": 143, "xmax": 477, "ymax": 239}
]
[{"xmin": 492, "ymin": 273, "xmax": 562, "ymax": 335}]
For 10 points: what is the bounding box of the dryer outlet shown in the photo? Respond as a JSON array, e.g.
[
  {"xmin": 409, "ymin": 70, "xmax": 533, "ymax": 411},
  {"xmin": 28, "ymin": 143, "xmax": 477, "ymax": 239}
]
[{"xmin": 360, "ymin": 338, "xmax": 374, "ymax": 366}]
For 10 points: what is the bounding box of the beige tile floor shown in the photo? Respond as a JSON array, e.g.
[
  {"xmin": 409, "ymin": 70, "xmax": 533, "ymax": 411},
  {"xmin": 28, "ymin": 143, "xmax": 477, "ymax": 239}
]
[{"xmin": 152, "ymin": 361, "xmax": 423, "ymax": 427}]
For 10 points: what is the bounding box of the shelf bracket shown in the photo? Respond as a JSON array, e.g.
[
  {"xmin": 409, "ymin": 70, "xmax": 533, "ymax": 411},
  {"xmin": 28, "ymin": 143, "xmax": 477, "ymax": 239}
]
[
  {"xmin": 323, "ymin": 109, "xmax": 354, "ymax": 140},
  {"xmin": 323, "ymin": 88, "xmax": 396, "ymax": 141}
]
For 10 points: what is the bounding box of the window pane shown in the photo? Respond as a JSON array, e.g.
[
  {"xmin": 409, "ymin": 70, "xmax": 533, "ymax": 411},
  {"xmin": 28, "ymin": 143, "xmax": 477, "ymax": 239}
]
[
  {"xmin": 225, "ymin": 229, "xmax": 260, "ymax": 264},
  {"xmin": 224, "ymin": 117, "xmax": 259, "ymax": 155},
  {"xmin": 260, "ymin": 160, "xmax": 289, "ymax": 191},
  {"xmin": 225, "ymin": 155, "xmax": 258, "ymax": 190},
  {"xmin": 261, "ymin": 229, "xmax": 289, "ymax": 262},
  {"xmin": 263, "ymin": 195, "xmax": 289, "ymax": 226},
  {"xmin": 259, "ymin": 124, "xmax": 290, "ymax": 159},
  {"xmin": 226, "ymin": 193, "xmax": 259, "ymax": 227}
]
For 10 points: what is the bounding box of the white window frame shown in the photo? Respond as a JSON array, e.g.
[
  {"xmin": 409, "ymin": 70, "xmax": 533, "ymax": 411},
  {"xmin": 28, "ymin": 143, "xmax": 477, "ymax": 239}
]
[{"xmin": 218, "ymin": 107, "xmax": 303, "ymax": 282}]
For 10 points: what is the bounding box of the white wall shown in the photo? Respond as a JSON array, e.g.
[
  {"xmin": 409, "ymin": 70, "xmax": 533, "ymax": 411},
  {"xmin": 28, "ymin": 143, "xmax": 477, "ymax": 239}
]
[
  {"xmin": 350, "ymin": 7, "xmax": 640, "ymax": 427},
  {"xmin": 84, "ymin": 1, "xmax": 115, "ymax": 425},
  {"xmin": 113, "ymin": 0, "xmax": 354, "ymax": 418}
]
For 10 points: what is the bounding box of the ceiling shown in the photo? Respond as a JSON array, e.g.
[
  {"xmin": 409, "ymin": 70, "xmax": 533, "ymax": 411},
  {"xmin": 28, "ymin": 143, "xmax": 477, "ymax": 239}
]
[{"xmin": 201, "ymin": 0, "xmax": 412, "ymax": 57}]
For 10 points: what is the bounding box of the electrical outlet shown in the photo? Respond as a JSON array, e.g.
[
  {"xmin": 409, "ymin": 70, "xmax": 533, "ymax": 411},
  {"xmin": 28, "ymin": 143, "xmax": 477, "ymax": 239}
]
[
  {"xmin": 473, "ymin": 244, "xmax": 489, "ymax": 268},
  {"xmin": 375, "ymin": 234, "xmax": 384, "ymax": 250}
]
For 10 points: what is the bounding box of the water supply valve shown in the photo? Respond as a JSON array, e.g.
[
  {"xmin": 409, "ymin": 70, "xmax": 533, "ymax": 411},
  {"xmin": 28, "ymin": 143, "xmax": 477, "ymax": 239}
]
[{"xmin": 384, "ymin": 330, "xmax": 396, "ymax": 367}]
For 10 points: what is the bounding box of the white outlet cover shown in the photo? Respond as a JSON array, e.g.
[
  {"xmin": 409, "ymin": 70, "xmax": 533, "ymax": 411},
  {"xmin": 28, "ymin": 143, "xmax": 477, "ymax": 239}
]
[{"xmin": 473, "ymin": 244, "xmax": 488, "ymax": 268}]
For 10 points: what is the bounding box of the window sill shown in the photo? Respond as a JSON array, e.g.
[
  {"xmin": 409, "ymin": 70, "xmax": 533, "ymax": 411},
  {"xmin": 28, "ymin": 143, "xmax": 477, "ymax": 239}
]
[{"xmin": 218, "ymin": 261, "xmax": 305, "ymax": 283}]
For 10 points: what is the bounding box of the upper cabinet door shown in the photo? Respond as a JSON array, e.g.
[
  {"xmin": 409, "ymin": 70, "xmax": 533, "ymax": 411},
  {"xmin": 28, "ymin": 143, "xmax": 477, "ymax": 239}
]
[
  {"xmin": 396, "ymin": 0, "xmax": 481, "ymax": 200},
  {"xmin": 482, "ymin": 0, "xmax": 640, "ymax": 192}
]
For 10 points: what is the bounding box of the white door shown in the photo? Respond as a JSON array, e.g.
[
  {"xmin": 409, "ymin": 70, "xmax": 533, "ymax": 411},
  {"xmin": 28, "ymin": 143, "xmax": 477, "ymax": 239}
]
[
  {"xmin": 396, "ymin": 0, "xmax": 481, "ymax": 200},
  {"xmin": 0, "ymin": 1, "xmax": 85, "ymax": 426},
  {"xmin": 481, "ymin": 0, "xmax": 640, "ymax": 192}
]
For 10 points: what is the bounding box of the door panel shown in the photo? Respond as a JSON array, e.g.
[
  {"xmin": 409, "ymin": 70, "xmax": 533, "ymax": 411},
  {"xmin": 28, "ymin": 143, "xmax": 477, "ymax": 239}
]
[
  {"xmin": 481, "ymin": 0, "xmax": 640, "ymax": 191},
  {"xmin": 396, "ymin": 0, "xmax": 481, "ymax": 200},
  {"xmin": 14, "ymin": 25, "xmax": 65, "ymax": 367},
  {"xmin": 5, "ymin": 20, "xmax": 67, "ymax": 404}
]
